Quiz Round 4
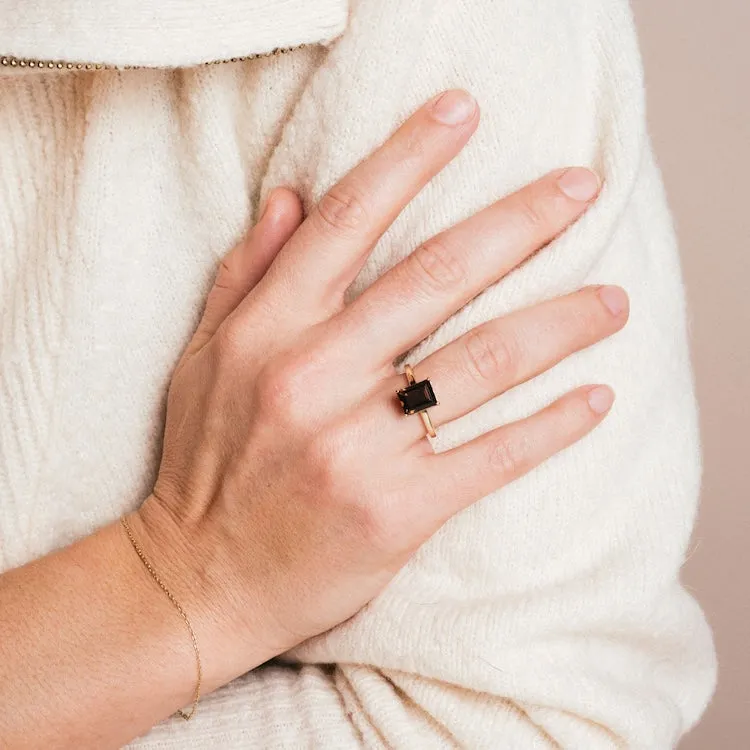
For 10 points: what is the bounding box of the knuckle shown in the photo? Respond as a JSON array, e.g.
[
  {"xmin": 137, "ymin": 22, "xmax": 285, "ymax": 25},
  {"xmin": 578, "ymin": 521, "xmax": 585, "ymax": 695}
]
[
  {"xmin": 254, "ymin": 359, "xmax": 307, "ymax": 424},
  {"xmin": 487, "ymin": 433, "xmax": 526, "ymax": 478},
  {"xmin": 551, "ymin": 390, "xmax": 595, "ymax": 436},
  {"xmin": 305, "ymin": 429, "xmax": 347, "ymax": 487},
  {"xmin": 512, "ymin": 186, "xmax": 569, "ymax": 236},
  {"xmin": 397, "ymin": 127, "xmax": 427, "ymax": 162},
  {"xmin": 307, "ymin": 431, "xmax": 376, "ymax": 511},
  {"xmin": 514, "ymin": 193, "xmax": 548, "ymax": 232},
  {"xmin": 303, "ymin": 428, "xmax": 393, "ymax": 544},
  {"xmin": 409, "ymin": 237, "xmax": 467, "ymax": 294},
  {"xmin": 212, "ymin": 259, "xmax": 235, "ymax": 292},
  {"xmin": 316, "ymin": 182, "xmax": 370, "ymax": 237},
  {"xmin": 464, "ymin": 326, "xmax": 517, "ymax": 384}
]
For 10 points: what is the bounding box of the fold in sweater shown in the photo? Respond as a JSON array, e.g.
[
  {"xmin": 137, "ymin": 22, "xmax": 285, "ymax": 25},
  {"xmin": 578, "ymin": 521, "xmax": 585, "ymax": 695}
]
[{"xmin": 0, "ymin": 0, "xmax": 716, "ymax": 747}]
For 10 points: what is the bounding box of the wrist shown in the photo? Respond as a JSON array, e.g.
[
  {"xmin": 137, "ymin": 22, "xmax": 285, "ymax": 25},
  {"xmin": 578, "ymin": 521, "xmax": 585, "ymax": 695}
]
[
  {"xmin": 100, "ymin": 519, "xmax": 201, "ymax": 719},
  {"xmin": 128, "ymin": 495, "xmax": 281, "ymax": 692}
]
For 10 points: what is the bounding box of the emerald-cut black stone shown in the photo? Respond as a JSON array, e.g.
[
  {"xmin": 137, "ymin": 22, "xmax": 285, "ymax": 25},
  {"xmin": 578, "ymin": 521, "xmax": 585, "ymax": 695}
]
[{"xmin": 397, "ymin": 379, "xmax": 438, "ymax": 415}]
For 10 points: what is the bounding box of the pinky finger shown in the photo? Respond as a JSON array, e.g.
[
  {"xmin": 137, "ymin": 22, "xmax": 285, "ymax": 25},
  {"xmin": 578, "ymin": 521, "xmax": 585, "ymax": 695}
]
[{"xmin": 426, "ymin": 384, "xmax": 615, "ymax": 522}]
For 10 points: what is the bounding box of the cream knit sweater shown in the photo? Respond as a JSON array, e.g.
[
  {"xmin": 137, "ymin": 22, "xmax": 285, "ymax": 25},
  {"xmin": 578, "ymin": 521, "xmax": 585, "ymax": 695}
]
[{"xmin": 0, "ymin": 1, "xmax": 717, "ymax": 748}]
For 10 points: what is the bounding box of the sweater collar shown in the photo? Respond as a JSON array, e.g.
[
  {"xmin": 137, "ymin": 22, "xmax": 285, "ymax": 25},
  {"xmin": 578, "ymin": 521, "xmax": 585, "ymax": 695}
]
[{"xmin": 0, "ymin": 0, "xmax": 349, "ymax": 68}]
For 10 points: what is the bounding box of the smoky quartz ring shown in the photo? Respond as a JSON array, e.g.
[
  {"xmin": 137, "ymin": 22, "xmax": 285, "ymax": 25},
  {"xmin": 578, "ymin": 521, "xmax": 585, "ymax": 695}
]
[{"xmin": 396, "ymin": 363, "xmax": 438, "ymax": 438}]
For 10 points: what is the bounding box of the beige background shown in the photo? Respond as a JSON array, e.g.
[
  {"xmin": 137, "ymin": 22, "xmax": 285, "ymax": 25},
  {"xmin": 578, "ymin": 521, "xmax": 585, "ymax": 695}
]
[{"xmin": 630, "ymin": 1, "xmax": 750, "ymax": 746}]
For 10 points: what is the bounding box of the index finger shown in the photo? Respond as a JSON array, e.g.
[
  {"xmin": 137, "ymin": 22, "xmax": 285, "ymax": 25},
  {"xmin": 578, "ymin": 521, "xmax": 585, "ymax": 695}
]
[{"xmin": 256, "ymin": 89, "xmax": 480, "ymax": 315}]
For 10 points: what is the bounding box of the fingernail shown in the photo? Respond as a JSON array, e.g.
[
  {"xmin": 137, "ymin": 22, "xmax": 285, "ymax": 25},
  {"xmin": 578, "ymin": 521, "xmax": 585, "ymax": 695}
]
[
  {"xmin": 598, "ymin": 285, "xmax": 628, "ymax": 317},
  {"xmin": 430, "ymin": 89, "xmax": 477, "ymax": 126},
  {"xmin": 557, "ymin": 167, "xmax": 601, "ymax": 202},
  {"xmin": 587, "ymin": 385, "xmax": 615, "ymax": 415}
]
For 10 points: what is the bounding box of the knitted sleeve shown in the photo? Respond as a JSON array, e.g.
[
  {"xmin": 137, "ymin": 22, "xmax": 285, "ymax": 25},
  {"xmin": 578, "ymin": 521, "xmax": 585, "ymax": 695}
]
[{"xmin": 133, "ymin": 0, "xmax": 716, "ymax": 747}]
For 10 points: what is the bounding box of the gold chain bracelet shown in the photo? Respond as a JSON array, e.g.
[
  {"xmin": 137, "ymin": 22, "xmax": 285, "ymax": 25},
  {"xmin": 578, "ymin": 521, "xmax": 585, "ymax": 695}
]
[{"xmin": 120, "ymin": 517, "xmax": 202, "ymax": 721}]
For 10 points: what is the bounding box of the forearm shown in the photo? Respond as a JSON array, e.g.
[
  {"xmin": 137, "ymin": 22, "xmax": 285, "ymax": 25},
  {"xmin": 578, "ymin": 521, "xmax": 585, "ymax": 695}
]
[{"xmin": 0, "ymin": 512, "xmax": 238, "ymax": 749}]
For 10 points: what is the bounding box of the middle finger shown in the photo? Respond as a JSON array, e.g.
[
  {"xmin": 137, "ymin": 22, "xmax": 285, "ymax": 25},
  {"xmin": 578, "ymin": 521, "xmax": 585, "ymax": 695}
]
[{"xmin": 334, "ymin": 167, "xmax": 601, "ymax": 373}]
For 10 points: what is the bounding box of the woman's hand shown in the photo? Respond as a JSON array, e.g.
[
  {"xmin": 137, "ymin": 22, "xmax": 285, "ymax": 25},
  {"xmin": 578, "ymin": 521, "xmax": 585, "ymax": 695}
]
[{"xmin": 130, "ymin": 89, "xmax": 629, "ymax": 691}]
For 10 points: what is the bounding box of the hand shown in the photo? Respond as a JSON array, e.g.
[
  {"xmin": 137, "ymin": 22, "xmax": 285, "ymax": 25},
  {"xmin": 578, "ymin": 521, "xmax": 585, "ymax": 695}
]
[{"xmin": 129, "ymin": 89, "xmax": 629, "ymax": 691}]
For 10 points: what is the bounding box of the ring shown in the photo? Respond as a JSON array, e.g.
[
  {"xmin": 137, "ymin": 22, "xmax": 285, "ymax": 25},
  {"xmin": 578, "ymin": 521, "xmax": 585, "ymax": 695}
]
[{"xmin": 396, "ymin": 363, "xmax": 438, "ymax": 438}]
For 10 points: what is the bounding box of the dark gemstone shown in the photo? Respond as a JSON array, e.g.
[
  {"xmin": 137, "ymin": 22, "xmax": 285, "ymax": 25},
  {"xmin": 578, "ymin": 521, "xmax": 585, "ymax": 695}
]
[{"xmin": 397, "ymin": 379, "xmax": 438, "ymax": 415}]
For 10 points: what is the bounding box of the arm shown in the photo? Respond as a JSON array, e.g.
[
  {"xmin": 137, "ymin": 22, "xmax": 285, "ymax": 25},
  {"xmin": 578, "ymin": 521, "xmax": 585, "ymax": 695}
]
[
  {"xmin": 0, "ymin": 517, "xmax": 365, "ymax": 749},
  {"xmin": 0, "ymin": 521, "xmax": 204, "ymax": 748}
]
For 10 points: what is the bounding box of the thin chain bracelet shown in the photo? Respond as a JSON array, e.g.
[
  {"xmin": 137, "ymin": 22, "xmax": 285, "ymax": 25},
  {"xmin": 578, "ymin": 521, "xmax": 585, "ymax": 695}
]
[{"xmin": 120, "ymin": 517, "xmax": 202, "ymax": 721}]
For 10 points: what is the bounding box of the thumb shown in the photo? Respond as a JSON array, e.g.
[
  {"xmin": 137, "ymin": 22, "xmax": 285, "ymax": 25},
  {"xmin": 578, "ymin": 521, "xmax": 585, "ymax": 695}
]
[{"xmin": 188, "ymin": 187, "xmax": 303, "ymax": 356}]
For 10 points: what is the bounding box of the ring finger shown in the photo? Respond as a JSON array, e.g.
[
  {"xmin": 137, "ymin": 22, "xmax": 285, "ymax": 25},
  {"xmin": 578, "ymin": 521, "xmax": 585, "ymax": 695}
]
[{"xmin": 373, "ymin": 283, "xmax": 629, "ymax": 445}]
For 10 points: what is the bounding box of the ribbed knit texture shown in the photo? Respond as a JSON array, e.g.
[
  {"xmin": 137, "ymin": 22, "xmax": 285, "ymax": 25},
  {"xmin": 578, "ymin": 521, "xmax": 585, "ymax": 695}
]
[{"xmin": 0, "ymin": 1, "xmax": 716, "ymax": 747}]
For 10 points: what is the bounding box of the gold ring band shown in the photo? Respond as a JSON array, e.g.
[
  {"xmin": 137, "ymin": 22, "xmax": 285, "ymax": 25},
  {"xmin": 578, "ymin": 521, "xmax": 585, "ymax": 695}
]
[{"xmin": 397, "ymin": 363, "xmax": 438, "ymax": 438}]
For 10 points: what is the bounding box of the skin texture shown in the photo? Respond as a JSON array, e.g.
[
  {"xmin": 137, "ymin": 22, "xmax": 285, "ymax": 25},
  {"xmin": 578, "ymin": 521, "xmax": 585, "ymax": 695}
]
[{"xmin": 0, "ymin": 89, "xmax": 629, "ymax": 748}]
